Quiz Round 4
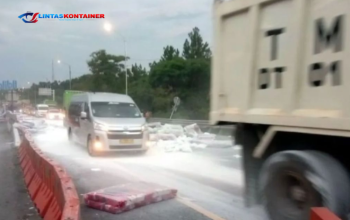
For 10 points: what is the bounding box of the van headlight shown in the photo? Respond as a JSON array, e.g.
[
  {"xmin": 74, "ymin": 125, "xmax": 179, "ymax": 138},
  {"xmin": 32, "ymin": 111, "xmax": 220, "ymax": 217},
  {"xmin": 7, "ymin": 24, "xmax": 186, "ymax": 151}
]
[{"xmin": 94, "ymin": 122, "xmax": 109, "ymax": 131}]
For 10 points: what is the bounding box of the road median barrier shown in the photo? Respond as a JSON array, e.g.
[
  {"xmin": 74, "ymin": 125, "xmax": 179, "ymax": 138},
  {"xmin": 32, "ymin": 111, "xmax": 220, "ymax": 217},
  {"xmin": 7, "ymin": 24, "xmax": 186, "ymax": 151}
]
[
  {"xmin": 311, "ymin": 208, "xmax": 341, "ymax": 220},
  {"xmin": 17, "ymin": 126, "xmax": 80, "ymax": 220}
]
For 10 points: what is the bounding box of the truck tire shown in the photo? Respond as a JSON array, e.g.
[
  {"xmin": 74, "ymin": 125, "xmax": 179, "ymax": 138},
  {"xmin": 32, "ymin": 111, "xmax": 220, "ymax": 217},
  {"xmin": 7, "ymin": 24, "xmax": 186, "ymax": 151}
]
[
  {"xmin": 260, "ymin": 150, "xmax": 350, "ymax": 220},
  {"xmin": 235, "ymin": 124, "xmax": 263, "ymax": 207}
]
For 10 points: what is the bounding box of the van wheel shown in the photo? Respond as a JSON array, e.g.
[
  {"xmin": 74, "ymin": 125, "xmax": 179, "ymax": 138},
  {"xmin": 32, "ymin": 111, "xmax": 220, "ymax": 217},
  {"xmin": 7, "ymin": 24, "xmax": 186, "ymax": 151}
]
[
  {"xmin": 260, "ymin": 150, "xmax": 350, "ymax": 220},
  {"xmin": 87, "ymin": 137, "xmax": 97, "ymax": 157}
]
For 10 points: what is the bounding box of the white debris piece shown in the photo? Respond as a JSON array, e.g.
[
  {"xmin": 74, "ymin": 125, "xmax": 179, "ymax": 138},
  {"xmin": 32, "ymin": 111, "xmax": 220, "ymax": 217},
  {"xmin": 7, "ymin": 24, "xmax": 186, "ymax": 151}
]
[
  {"xmin": 146, "ymin": 122, "xmax": 233, "ymax": 152},
  {"xmin": 156, "ymin": 137, "xmax": 193, "ymax": 153},
  {"xmin": 157, "ymin": 124, "xmax": 184, "ymax": 137},
  {"xmin": 196, "ymin": 132, "xmax": 216, "ymax": 141},
  {"xmin": 14, "ymin": 114, "xmax": 47, "ymax": 133},
  {"xmin": 149, "ymin": 134, "xmax": 158, "ymax": 141},
  {"xmin": 148, "ymin": 123, "xmax": 210, "ymax": 153},
  {"xmin": 183, "ymin": 124, "xmax": 202, "ymax": 137},
  {"xmin": 157, "ymin": 133, "xmax": 177, "ymax": 141},
  {"xmin": 191, "ymin": 143, "xmax": 207, "ymax": 149},
  {"xmin": 147, "ymin": 122, "xmax": 162, "ymax": 134}
]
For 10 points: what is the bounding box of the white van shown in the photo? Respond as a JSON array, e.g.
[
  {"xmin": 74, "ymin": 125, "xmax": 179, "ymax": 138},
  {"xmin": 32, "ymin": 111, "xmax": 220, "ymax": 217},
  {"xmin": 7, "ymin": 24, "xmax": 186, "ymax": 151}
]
[
  {"xmin": 36, "ymin": 104, "xmax": 49, "ymax": 117},
  {"xmin": 67, "ymin": 92, "xmax": 149, "ymax": 156}
]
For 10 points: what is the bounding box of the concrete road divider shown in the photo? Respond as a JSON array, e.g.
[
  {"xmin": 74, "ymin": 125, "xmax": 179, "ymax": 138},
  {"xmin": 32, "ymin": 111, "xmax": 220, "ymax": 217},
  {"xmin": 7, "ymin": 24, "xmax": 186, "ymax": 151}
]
[{"xmin": 18, "ymin": 127, "xmax": 80, "ymax": 220}]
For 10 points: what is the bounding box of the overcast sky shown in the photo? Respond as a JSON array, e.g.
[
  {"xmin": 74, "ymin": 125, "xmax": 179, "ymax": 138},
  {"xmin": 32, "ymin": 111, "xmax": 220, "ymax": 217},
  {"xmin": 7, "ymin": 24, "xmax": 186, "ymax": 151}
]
[{"xmin": 0, "ymin": 0, "xmax": 213, "ymax": 88}]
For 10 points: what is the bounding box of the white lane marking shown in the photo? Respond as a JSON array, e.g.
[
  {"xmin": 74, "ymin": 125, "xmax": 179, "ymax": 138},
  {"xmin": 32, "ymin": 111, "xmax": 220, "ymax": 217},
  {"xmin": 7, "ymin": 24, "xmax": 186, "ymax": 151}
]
[{"xmin": 176, "ymin": 196, "xmax": 226, "ymax": 220}]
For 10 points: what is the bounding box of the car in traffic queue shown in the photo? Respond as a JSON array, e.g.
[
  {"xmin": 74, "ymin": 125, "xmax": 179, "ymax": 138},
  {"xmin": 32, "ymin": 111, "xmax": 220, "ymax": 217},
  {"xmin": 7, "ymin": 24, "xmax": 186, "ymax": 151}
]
[
  {"xmin": 35, "ymin": 104, "xmax": 49, "ymax": 117},
  {"xmin": 66, "ymin": 92, "xmax": 149, "ymax": 156},
  {"xmin": 46, "ymin": 108, "xmax": 65, "ymax": 120}
]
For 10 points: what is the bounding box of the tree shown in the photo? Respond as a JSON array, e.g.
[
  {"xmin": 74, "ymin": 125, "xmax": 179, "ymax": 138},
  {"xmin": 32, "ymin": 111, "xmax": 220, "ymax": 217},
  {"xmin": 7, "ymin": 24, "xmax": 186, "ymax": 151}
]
[
  {"xmin": 160, "ymin": 46, "xmax": 180, "ymax": 62},
  {"xmin": 182, "ymin": 27, "xmax": 211, "ymax": 60},
  {"xmin": 149, "ymin": 57, "xmax": 188, "ymax": 94},
  {"xmin": 29, "ymin": 27, "xmax": 212, "ymax": 119},
  {"xmin": 87, "ymin": 50, "xmax": 127, "ymax": 92},
  {"xmin": 128, "ymin": 64, "xmax": 147, "ymax": 83}
]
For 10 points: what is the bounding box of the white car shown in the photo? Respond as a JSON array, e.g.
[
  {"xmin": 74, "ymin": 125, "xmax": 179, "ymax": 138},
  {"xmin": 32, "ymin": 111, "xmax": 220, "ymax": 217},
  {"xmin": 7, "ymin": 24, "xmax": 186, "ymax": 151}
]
[
  {"xmin": 36, "ymin": 104, "xmax": 49, "ymax": 117},
  {"xmin": 46, "ymin": 109, "xmax": 65, "ymax": 120}
]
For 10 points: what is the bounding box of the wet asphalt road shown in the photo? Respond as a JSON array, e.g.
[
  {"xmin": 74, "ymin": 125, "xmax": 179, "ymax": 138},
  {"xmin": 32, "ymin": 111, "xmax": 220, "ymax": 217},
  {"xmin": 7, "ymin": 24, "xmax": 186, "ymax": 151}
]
[{"xmin": 30, "ymin": 119, "xmax": 267, "ymax": 220}]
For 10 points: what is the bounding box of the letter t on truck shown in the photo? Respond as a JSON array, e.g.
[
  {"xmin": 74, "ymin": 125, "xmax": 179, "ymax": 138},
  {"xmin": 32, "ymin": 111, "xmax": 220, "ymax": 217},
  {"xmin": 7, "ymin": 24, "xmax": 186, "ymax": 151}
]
[{"xmin": 211, "ymin": 0, "xmax": 349, "ymax": 219}]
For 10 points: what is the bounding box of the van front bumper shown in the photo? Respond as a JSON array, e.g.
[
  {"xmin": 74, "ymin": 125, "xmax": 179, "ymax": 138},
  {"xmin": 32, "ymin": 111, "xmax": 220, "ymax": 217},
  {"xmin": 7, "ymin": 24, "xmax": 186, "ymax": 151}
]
[{"xmin": 92, "ymin": 130, "xmax": 149, "ymax": 152}]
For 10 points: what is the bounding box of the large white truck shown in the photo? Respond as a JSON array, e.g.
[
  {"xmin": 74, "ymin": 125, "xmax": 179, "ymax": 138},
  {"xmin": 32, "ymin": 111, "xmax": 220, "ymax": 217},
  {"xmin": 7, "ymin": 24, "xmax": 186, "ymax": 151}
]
[{"xmin": 211, "ymin": 0, "xmax": 350, "ymax": 219}]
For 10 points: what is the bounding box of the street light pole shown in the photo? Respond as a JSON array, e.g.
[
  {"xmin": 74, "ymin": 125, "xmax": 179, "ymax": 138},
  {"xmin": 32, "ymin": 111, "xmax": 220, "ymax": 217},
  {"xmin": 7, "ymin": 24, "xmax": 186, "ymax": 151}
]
[
  {"xmin": 52, "ymin": 59, "xmax": 55, "ymax": 82},
  {"xmin": 69, "ymin": 65, "xmax": 72, "ymax": 90},
  {"xmin": 103, "ymin": 22, "xmax": 128, "ymax": 95},
  {"xmin": 123, "ymin": 38, "xmax": 128, "ymax": 95},
  {"xmin": 57, "ymin": 60, "xmax": 72, "ymax": 90}
]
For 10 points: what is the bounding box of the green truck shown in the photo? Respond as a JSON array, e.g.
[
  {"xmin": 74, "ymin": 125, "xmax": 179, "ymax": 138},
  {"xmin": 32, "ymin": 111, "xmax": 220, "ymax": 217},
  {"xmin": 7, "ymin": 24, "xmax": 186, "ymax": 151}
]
[
  {"xmin": 63, "ymin": 90, "xmax": 83, "ymax": 127},
  {"xmin": 63, "ymin": 90, "xmax": 83, "ymax": 111}
]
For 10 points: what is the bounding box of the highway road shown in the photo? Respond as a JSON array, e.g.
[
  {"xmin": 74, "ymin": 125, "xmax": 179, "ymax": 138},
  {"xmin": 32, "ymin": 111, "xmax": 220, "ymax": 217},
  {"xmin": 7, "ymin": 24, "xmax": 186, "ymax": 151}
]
[{"xmin": 31, "ymin": 119, "xmax": 267, "ymax": 220}]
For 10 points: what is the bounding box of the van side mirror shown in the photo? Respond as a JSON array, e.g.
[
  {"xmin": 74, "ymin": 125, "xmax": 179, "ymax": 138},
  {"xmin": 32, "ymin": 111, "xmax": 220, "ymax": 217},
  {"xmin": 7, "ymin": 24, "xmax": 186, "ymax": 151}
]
[{"xmin": 80, "ymin": 111, "xmax": 87, "ymax": 119}]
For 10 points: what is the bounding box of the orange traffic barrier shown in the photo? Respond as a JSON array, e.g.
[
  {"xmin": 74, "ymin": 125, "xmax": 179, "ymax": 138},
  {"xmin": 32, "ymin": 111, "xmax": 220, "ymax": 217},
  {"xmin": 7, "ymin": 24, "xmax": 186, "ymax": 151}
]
[
  {"xmin": 17, "ymin": 127, "xmax": 80, "ymax": 220},
  {"xmin": 310, "ymin": 208, "xmax": 341, "ymax": 220}
]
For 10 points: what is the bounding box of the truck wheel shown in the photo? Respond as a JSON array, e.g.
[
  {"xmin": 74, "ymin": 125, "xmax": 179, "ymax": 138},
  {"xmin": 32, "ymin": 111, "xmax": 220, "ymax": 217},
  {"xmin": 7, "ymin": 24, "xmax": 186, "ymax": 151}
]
[
  {"xmin": 260, "ymin": 150, "xmax": 350, "ymax": 220},
  {"xmin": 87, "ymin": 137, "xmax": 97, "ymax": 157}
]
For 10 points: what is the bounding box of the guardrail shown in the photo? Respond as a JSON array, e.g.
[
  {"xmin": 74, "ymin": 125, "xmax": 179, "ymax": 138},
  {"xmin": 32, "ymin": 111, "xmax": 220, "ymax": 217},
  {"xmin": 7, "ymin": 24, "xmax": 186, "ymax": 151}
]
[
  {"xmin": 149, "ymin": 118, "xmax": 209, "ymax": 126},
  {"xmin": 148, "ymin": 118, "xmax": 234, "ymax": 136}
]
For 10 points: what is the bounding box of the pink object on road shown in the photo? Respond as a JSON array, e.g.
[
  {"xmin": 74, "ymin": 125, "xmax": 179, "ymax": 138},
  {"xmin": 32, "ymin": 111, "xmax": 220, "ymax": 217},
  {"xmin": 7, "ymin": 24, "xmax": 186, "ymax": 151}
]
[{"xmin": 83, "ymin": 181, "xmax": 177, "ymax": 214}]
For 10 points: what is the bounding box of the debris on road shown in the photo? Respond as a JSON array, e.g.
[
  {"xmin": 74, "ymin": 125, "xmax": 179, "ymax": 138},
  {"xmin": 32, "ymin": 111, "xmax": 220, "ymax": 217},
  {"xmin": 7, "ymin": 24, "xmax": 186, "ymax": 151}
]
[
  {"xmin": 9, "ymin": 114, "xmax": 48, "ymax": 134},
  {"xmin": 14, "ymin": 119, "xmax": 47, "ymax": 133},
  {"xmin": 83, "ymin": 181, "xmax": 177, "ymax": 214},
  {"xmin": 147, "ymin": 123, "xmax": 232, "ymax": 152}
]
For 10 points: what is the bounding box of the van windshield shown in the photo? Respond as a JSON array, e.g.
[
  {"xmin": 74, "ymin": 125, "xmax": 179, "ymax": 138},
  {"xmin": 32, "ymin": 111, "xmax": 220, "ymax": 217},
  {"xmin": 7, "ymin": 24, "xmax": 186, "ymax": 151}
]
[{"xmin": 91, "ymin": 102, "xmax": 142, "ymax": 118}]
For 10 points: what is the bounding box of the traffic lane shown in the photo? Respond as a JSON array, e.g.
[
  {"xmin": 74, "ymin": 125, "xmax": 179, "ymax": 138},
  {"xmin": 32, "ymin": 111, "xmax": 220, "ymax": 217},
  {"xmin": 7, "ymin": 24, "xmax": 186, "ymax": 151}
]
[
  {"xmin": 195, "ymin": 146, "xmax": 241, "ymax": 169},
  {"xmin": 32, "ymin": 127, "xmax": 223, "ymax": 219},
  {"xmin": 81, "ymin": 199, "xmax": 214, "ymax": 220},
  {"xmin": 32, "ymin": 124, "xmax": 265, "ymax": 220},
  {"xmin": 42, "ymin": 153, "xmax": 215, "ymax": 220},
  {"xmin": 0, "ymin": 123, "xmax": 40, "ymax": 220}
]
